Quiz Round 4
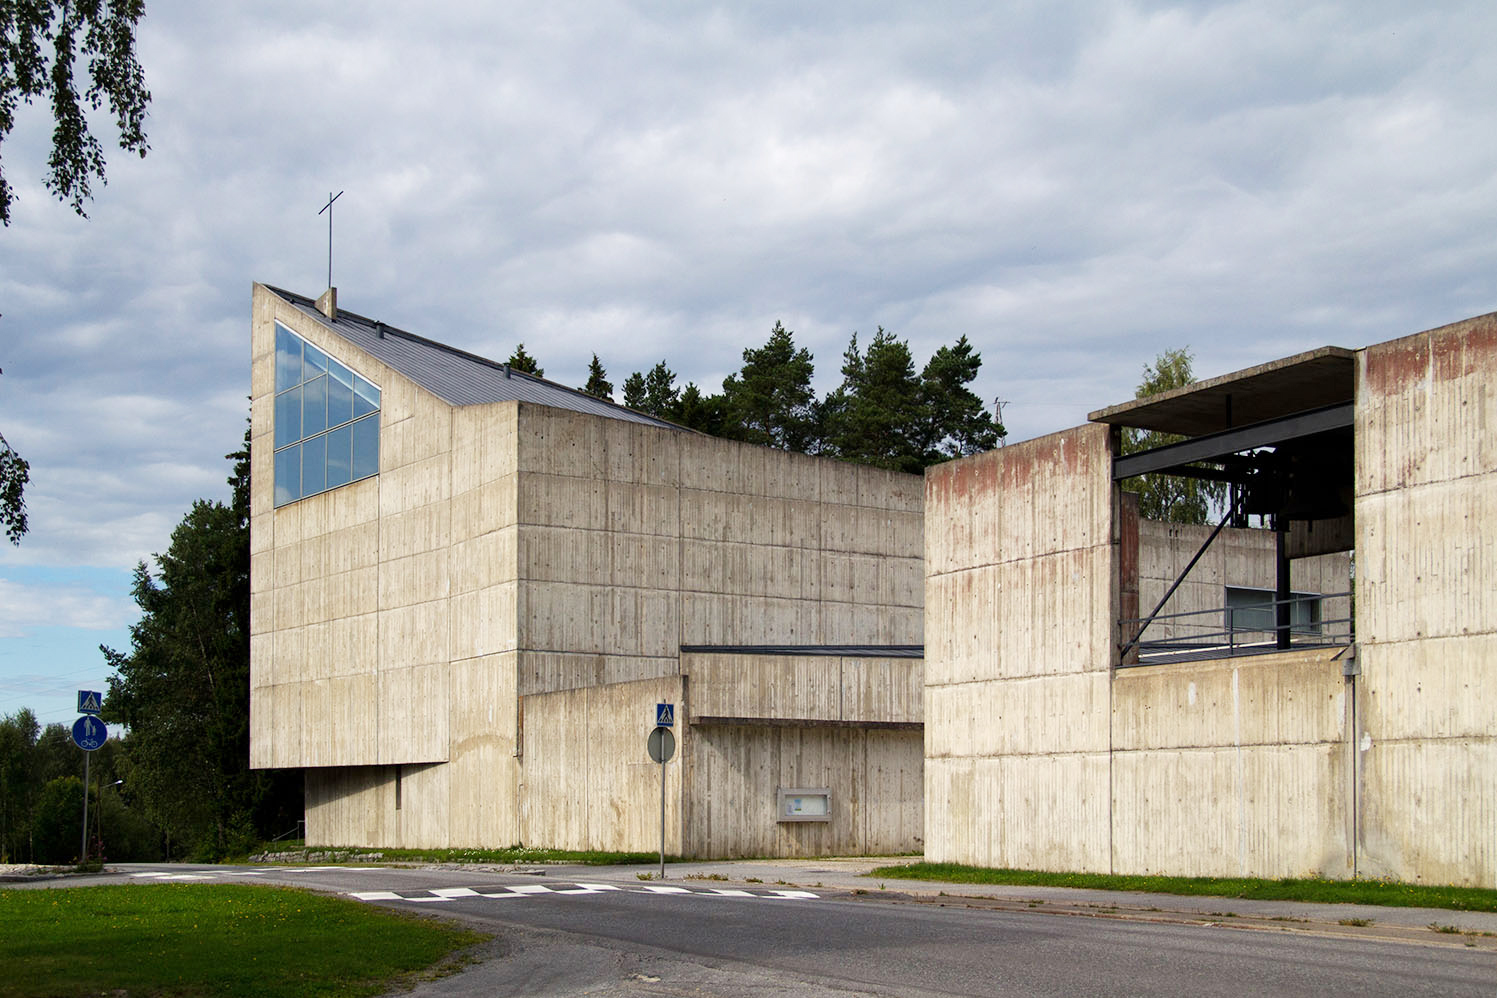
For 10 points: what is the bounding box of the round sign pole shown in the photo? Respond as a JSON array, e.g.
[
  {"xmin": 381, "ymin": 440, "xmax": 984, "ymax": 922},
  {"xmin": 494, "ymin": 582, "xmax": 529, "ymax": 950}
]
[
  {"xmin": 71, "ymin": 714, "xmax": 107, "ymax": 865},
  {"xmin": 658, "ymin": 749, "xmax": 665, "ymax": 880},
  {"xmin": 80, "ymin": 750, "xmax": 90, "ymax": 864},
  {"xmin": 646, "ymin": 725, "xmax": 676, "ymax": 881}
]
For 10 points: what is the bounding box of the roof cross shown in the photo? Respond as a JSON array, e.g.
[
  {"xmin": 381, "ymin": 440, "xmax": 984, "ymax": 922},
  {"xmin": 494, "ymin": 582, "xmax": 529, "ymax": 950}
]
[{"xmin": 318, "ymin": 190, "xmax": 344, "ymax": 289}]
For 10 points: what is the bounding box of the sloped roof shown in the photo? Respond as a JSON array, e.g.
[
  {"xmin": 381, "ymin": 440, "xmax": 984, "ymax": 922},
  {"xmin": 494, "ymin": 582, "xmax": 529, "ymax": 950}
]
[{"xmin": 265, "ymin": 285, "xmax": 680, "ymax": 429}]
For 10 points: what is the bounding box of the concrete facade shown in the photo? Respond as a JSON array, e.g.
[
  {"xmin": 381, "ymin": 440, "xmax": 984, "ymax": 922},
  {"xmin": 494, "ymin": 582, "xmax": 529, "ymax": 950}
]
[
  {"xmin": 250, "ymin": 284, "xmax": 924, "ymax": 857},
  {"xmin": 924, "ymin": 312, "xmax": 1497, "ymax": 886}
]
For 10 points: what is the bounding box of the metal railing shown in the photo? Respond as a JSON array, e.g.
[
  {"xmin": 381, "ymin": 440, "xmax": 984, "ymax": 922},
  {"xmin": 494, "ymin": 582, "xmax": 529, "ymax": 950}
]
[{"xmin": 1119, "ymin": 591, "xmax": 1353, "ymax": 667}]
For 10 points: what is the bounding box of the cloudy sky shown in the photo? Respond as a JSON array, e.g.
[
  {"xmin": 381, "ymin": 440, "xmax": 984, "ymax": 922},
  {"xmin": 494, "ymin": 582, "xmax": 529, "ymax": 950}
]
[{"xmin": 1, "ymin": 1, "xmax": 1494, "ymax": 728}]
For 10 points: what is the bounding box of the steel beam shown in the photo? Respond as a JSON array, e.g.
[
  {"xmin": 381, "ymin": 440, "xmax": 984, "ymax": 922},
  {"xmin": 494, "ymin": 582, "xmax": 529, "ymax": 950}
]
[{"xmin": 1112, "ymin": 402, "xmax": 1353, "ymax": 481}]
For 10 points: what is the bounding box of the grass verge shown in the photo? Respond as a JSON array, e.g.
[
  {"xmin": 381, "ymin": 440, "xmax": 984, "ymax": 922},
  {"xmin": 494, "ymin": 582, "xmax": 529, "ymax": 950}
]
[
  {"xmin": 868, "ymin": 863, "xmax": 1497, "ymax": 913},
  {"xmin": 0, "ymin": 883, "xmax": 486, "ymax": 998},
  {"xmin": 248, "ymin": 844, "xmax": 670, "ymax": 866}
]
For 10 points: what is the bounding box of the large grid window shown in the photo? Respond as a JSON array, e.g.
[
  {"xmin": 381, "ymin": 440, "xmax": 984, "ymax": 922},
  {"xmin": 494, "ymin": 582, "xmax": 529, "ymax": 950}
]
[{"xmin": 273, "ymin": 322, "xmax": 380, "ymax": 507}]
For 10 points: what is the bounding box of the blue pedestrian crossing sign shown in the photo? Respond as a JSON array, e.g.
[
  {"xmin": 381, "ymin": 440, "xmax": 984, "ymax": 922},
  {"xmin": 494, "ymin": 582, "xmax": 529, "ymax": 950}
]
[
  {"xmin": 72, "ymin": 715, "xmax": 107, "ymax": 752},
  {"xmin": 656, "ymin": 703, "xmax": 674, "ymax": 727},
  {"xmin": 77, "ymin": 690, "xmax": 103, "ymax": 715}
]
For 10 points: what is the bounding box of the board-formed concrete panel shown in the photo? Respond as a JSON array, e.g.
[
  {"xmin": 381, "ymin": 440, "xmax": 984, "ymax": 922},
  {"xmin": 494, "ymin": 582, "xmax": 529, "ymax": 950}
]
[
  {"xmin": 1355, "ymin": 313, "xmax": 1497, "ymax": 886},
  {"xmin": 923, "ymin": 424, "xmax": 1116, "ymax": 871},
  {"xmin": 685, "ymin": 723, "xmax": 922, "ymax": 858}
]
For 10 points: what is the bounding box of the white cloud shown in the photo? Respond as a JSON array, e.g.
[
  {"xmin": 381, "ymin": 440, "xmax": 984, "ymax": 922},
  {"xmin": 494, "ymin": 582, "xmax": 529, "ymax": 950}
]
[
  {"xmin": 0, "ymin": 0, "xmax": 1495, "ymax": 588},
  {"xmin": 0, "ymin": 579, "xmax": 137, "ymax": 638}
]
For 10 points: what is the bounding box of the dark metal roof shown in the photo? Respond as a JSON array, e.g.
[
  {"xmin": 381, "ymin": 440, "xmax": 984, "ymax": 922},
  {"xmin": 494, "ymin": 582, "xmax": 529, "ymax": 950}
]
[
  {"xmin": 1088, "ymin": 346, "xmax": 1356, "ymax": 436},
  {"xmin": 265, "ymin": 285, "xmax": 681, "ymax": 429},
  {"xmin": 679, "ymin": 644, "xmax": 924, "ymax": 659}
]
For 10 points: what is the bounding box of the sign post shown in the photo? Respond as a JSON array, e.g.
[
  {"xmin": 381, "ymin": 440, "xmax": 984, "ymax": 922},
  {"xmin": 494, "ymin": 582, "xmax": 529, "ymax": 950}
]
[
  {"xmin": 646, "ymin": 717, "xmax": 676, "ymax": 881},
  {"xmin": 71, "ymin": 702, "xmax": 107, "ymax": 865}
]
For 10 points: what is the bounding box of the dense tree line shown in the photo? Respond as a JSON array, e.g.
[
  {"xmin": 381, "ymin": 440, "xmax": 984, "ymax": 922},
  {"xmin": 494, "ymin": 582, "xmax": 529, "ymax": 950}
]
[
  {"xmin": 1, "ymin": 434, "xmax": 301, "ymax": 863},
  {"xmin": 100, "ymin": 432, "xmax": 302, "ymax": 859},
  {"xmin": 567, "ymin": 321, "xmax": 1006, "ymax": 472},
  {"xmin": 0, "ymin": 707, "xmax": 159, "ymax": 863}
]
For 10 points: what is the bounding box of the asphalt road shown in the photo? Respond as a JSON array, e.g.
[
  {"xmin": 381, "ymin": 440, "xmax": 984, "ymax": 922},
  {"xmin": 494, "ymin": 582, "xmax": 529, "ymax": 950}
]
[{"xmin": 44, "ymin": 865, "xmax": 1497, "ymax": 997}]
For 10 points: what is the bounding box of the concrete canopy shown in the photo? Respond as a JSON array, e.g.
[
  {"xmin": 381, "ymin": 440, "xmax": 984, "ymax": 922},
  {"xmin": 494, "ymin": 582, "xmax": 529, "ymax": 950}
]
[{"xmin": 1087, "ymin": 346, "xmax": 1356, "ymax": 437}]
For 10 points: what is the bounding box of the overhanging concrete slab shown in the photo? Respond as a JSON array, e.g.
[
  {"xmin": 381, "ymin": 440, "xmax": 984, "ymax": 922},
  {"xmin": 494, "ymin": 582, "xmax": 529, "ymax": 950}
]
[{"xmin": 1089, "ymin": 346, "xmax": 1356, "ymax": 435}]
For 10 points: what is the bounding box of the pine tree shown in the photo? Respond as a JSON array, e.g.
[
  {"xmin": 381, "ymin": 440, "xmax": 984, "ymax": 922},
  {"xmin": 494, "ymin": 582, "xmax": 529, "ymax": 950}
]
[
  {"xmin": 506, "ymin": 344, "xmax": 543, "ymax": 376},
  {"xmin": 623, "ymin": 362, "xmax": 681, "ymax": 420},
  {"xmin": 580, "ymin": 354, "xmax": 614, "ymax": 400},
  {"xmin": 721, "ymin": 321, "xmax": 819, "ymax": 452},
  {"xmin": 916, "ymin": 335, "xmax": 1003, "ymax": 462},
  {"xmin": 102, "ymin": 427, "xmax": 300, "ymax": 858},
  {"xmin": 821, "ymin": 329, "xmax": 926, "ymax": 473}
]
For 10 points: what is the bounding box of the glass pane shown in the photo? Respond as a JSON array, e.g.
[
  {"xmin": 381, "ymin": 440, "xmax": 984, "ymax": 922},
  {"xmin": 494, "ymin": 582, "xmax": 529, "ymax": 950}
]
[
  {"xmin": 326, "ymin": 423, "xmax": 352, "ymax": 488},
  {"xmin": 274, "ymin": 444, "xmax": 300, "ymax": 506},
  {"xmin": 354, "ymin": 375, "xmax": 380, "ymax": 417},
  {"xmin": 275, "ymin": 324, "xmax": 302, "ymax": 391},
  {"xmin": 302, "ymin": 375, "xmax": 328, "ymax": 437},
  {"xmin": 274, "ymin": 387, "xmax": 302, "ymax": 448},
  {"xmin": 304, "ymin": 342, "xmax": 328, "ymax": 375},
  {"xmin": 352, "ymin": 413, "xmax": 380, "ymax": 480},
  {"xmin": 327, "ymin": 367, "xmax": 354, "ymax": 428},
  {"xmin": 301, "ymin": 433, "xmax": 326, "ymax": 497}
]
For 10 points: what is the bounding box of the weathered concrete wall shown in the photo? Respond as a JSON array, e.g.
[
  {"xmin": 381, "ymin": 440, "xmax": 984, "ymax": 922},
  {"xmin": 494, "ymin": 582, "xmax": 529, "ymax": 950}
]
[
  {"xmin": 252, "ymin": 285, "xmax": 411, "ymax": 771},
  {"xmin": 518, "ymin": 676, "xmax": 686, "ymax": 853},
  {"xmin": 1356, "ymin": 312, "xmax": 1497, "ymax": 886},
  {"xmin": 513, "ymin": 406, "xmax": 924, "ymax": 696},
  {"xmin": 924, "ymin": 424, "xmax": 1116, "ymax": 871},
  {"xmin": 680, "ymin": 650, "xmax": 923, "ymax": 857},
  {"xmin": 1110, "ymin": 648, "xmax": 1352, "ymax": 878},
  {"xmin": 685, "ymin": 725, "xmax": 922, "ymax": 858},
  {"xmin": 685, "ymin": 652, "xmax": 922, "ymax": 725},
  {"xmin": 252, "ymin": 285, "xmax": 524, "ymax": 847},
  {"xmin": 923, "ymin": 433, "xmax": 1355, "ymax": 879}
]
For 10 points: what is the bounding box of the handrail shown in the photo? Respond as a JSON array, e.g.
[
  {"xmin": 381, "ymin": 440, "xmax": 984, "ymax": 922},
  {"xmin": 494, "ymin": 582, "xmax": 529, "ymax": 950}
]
[{"xmin": 1118, "ymin": 591, "xmax": 1353, "ymax": 667}]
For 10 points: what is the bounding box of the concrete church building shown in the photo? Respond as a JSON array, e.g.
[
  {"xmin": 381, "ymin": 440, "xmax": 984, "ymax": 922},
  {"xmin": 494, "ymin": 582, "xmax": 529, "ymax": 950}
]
[
  {"xmin": 924, "ymin": 311, "xmax": 1497, "ymax": 887},
  {"xmin": 248, "ymin": 284, "xmax": 924, "ymax": 858},
  {"xmin": 251, "ymin": 279, "xmax": 1492, "ymax": 883}
]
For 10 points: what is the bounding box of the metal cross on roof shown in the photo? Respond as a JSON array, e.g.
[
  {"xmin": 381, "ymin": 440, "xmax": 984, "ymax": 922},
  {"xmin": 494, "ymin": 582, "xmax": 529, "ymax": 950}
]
[{"xmin": 318, "ymin": 190, "xmax": 344, "ymax": 290}]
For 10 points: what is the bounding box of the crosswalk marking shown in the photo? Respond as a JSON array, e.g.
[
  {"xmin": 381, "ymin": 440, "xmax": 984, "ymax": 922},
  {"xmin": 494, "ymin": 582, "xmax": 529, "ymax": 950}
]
[
  {"xmin": 346, "ymin": 882, "xmax": 820, "ymax": 904},
  {"xmin": 122, "ymin": 869, "xmax": 820, "ymax": 904}
]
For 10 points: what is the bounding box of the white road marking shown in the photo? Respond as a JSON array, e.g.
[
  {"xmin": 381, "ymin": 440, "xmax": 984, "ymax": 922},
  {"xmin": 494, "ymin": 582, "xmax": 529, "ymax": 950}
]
[{"xmin": 342, "ymin": 882, "xmax": 823, "ymax": 904}]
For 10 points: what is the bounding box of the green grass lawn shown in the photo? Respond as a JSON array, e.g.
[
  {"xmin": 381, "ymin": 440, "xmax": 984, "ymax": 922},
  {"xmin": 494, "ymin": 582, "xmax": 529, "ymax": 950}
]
[
  {"xmin": 868, "ymin": 863, "xmax": 1497, "ymax": 912},
  {"xmin": 1, "ymin": 884, "xmax": 486, "ymax": 998}
]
